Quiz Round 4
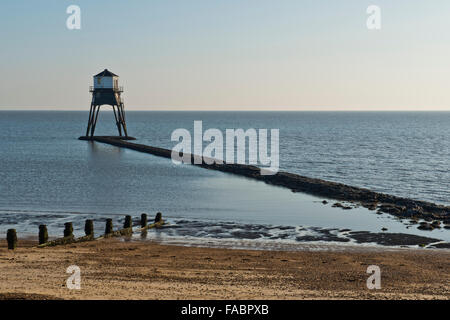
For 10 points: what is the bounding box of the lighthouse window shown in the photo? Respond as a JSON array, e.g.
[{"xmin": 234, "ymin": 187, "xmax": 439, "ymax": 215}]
[{"xmin": 97, "ymin": 78, "xmax": 101, "ymax": 85}]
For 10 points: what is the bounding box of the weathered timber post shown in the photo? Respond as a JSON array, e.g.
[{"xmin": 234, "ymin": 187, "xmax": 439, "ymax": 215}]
[
  {"xmin": 64, "ymin": 223, "xmax": 74, "ymax": 237},
  {"xmin": 39, "ymin": 225, "xmax": 48, "ymax": 245},
  {"xmin": 105, "ymin": 219, "xmax": 113, "ymax": 235},
  {"xmin": 140, "ymin": 213, "xmax": 148, "ymax": 228},
  {"xmin": 85, "ymin": 219, "xmax": 94, "ymax": 237},
  {"xmin": 155, "ymin": 212, "xmax": 162, "ymax": 223},
  {"xmin": 6, "ymin": 229, "xmax": 17, "ymax": 250},
  {"xmin": 124, "ymin": 215, "xmax": 132, "ymax": 229}
]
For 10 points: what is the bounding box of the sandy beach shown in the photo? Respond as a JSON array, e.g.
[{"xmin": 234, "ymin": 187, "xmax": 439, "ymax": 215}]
[{"xmin": 0, "ymin": 238, "xmax": 448, "ymax": 300}]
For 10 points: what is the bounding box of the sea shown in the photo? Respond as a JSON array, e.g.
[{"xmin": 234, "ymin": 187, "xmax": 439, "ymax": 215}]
[{"xmin": 0, "ymin": 111, "xmax": 449, "ymax": 249}]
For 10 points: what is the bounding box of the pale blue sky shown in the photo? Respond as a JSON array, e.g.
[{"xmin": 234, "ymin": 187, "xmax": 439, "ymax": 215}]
[{"xmin": 1, "ymin": 0, "xmax": 450, "ymax": 110}]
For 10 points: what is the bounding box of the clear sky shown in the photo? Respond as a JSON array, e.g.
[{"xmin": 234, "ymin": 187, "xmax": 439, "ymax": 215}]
[{"xmin": 1, "ymin": 0, "xmax": 450, "ymax": 110}]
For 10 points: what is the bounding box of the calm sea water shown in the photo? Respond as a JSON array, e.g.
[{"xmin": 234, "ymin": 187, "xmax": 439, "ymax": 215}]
[{"xmin": 0, "ymin": 111, "xmax": 449, "ymax": 247}]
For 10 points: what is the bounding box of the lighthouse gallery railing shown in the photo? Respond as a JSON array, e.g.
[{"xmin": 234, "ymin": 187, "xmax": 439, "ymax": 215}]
[{"xmin": 89, "ymin": 86, "xmax": 123, "ymax": 93}]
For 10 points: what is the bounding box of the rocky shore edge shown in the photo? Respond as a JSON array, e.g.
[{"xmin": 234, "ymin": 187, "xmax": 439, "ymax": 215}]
[{"xmin": 83, "ymin": 136, "xmax": 450, "ymax": 229}]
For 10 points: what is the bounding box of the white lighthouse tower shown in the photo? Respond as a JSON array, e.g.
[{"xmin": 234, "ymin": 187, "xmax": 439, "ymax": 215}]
[{"xmin": 83, "ymin": 69, "xmax": 129, "ymax": 139}]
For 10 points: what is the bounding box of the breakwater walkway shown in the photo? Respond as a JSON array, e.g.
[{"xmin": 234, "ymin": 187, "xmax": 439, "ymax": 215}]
[{"xmin": 80, "ymin": 136, "xmax": 450, "ymax": 224}]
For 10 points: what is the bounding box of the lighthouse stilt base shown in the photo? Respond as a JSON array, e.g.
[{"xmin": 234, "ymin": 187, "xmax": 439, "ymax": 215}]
[{"xmin": 84, "ymin": 102, "xmax": 129, "ymax": 138}]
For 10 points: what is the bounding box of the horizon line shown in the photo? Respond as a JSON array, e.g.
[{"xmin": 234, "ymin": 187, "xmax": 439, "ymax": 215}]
[{"xmin": 1, "ymin": 107, "xmax": 450, "ymax": 112}]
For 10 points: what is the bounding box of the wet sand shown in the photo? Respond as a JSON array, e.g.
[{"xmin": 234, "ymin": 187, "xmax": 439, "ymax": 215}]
[{"xmin": 0, "ymin": 238, "xmax": 448, "ymax": 300}]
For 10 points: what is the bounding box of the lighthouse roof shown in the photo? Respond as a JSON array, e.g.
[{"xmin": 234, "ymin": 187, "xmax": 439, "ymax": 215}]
[{"xmin": 94, "ymin": 69, "xmax": 118, "ymax": 77}]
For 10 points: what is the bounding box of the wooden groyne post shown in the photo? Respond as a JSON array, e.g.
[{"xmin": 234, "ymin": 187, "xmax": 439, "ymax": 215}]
[
  {"xmin": 103, "ymin": 216, "xmax": 134, "ymax": 238},
  {"xmin": 105, "ymin": 219, "xmax": 113, "ymax": 235},
  {"xmin": 23, "ymin": 213, "xmax": 168, "ymax": 249},
  {"xmin": 140, "ymin": 214, "xmax": 148, "ymax": 239},
  {"xmin": 124, "ymin": 215, "xmax": 132, "ymax": 229},
  {"xmin": 85, "ymin": 219, "xmax": 94, "ymax": 237},
  {"xmin": 138, "ymin": 212, "xmax": 165, "ymax": 231},
  {"xmin": 7, "ymin": 229, "xmax": 17, "ymax": 250},
  {"xmin": 64, "ymin": 222, "xmax": 74, "ymax": 237},
  {"xmin": 39, "ymin": 225, "xmax": 48, "ymax": 245},
  {"xmin": 140, "ymin": 214, "xmax": 148, "ymax": 228}
]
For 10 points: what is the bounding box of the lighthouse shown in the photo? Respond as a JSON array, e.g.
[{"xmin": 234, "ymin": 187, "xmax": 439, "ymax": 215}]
[{"xmin": 82, "ymin": 69, "xmax": 130, "ymax": 139}]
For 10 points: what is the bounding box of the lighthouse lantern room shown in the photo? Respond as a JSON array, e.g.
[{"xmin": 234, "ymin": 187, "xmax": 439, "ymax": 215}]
[
  {"xmin": 93, "ymin": 69, "xmax": 119, "ymax": 90},
  {"xmin": 82, "ymin": 69, "xmax": 130, "ymax": 139}
]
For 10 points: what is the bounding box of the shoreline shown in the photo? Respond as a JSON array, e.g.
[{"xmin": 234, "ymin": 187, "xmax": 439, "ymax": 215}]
[
  {"xmin": 83, "ymin": 136, "xmax": 450, "ymax": 227},
  {"xmin": 6, "ymin": 215, "xmax": 449, "ymax": 249},
  {"xmin": 1, "ymin": 238, "xmax": 448, "ymax": 300},
  {"xmin": 10, "ymin": 232, "xmax": 450, "ymax": 252}
]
